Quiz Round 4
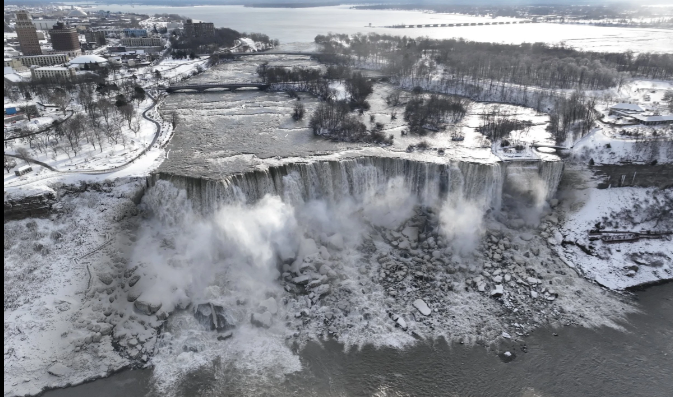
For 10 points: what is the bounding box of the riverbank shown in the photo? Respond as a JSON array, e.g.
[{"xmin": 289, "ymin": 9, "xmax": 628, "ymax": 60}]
[{"xmin": 42, "ymin": 281, "xmax": 672, "ymax": 397}]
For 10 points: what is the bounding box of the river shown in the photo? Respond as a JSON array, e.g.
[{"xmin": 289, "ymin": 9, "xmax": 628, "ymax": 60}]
[
  {"xmin": 44, "ymin": 282, "xmax": 673, "ymax": 397},
  {"xmin": 73, "ymin": 4, "xmax": 673, "ymax": 53}
]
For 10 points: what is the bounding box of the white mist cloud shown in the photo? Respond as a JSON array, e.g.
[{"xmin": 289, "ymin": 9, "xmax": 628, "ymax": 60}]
[{"xmin": 438, "ymin": 194, "xmax": 486, "ymax": 256}]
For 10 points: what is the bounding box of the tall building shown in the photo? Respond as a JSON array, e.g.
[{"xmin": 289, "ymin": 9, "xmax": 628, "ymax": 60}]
[
  {"xmin": 15, "ymin": 10, "xmax": 42, "ymax": 56},
  {"xmin": 49, "ymin": 22, "xmax": 80, "ymax": 52},
  {"xmin": 84, "ymin": 30, "xmax": 106, "ymax": 47},
  {"xmin": 183, "ymin": 19, "xmax": 214, "ymax": 38}
]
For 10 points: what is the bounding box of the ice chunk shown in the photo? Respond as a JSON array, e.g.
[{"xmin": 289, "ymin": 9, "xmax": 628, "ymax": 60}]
[{"xmin": 413, "ymin": 299, "xmax": 431, "ymax": 316}]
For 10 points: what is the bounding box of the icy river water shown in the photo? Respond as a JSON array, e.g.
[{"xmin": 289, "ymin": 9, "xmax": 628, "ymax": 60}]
[{"xmin": 45, "ymin": 282, "xmax": 673, "ymax": 397}]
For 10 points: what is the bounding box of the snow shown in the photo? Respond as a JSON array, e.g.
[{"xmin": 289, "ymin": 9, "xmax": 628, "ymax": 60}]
[
  {"xmin": 4, "ymin": 179, "xmax": 146, "ymax": 396},
  {"xmin": 557, "ymin": 187, "xmax": 672, "ymax": 290}
]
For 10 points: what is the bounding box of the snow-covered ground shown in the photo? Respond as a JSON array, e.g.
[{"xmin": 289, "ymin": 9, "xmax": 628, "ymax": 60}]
[
  {"xmin": 4, "ymin": 179, "xmax": 145, "ymax": 397},
  {"xmin": 557, "ymin": 187, "xmax": 672, "ymax": 290}
]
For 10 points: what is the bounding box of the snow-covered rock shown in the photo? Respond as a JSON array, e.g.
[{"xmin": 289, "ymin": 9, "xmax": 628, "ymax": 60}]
[
  {"xmin": 47, "ymin": 363, "xmax": 72, "ymax": 377},
  {"xmin": 491, "ymin": 284, "xmax": 504, "ymax": 297},
  {"xmin": 251, "ymin": 311, "xmax": 273, "ymax": 328},
  {"xmin": 259, "ymin": 297, "xmax": 278, "ymax": 315}
]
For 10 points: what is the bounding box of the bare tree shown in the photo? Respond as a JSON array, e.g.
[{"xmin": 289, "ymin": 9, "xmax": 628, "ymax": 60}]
[
  {"xmin": 15, "ymin": 147, "xmax": 31, "ymax": 165},
  {"xmin": 4, "ymin": 156, "xmax": 17, "ymax": 173},
  {"xmin": 50, "ymin": 89, "xmax": 70, "ymax": 116}
]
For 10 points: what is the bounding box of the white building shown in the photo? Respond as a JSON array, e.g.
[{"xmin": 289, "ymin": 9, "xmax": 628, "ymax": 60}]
[
  {"xmin": 68, "ymin": 54, "xmax": 108, "ymax": 68},
  {"xmin": 32, "ymin": 19, "xmax": 60, "ymax": 30},
  {"xmin": 19, "ymin": 53, "xmax": 69, "ymax": 67}
]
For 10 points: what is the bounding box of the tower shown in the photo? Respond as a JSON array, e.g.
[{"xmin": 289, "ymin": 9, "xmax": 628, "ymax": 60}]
[
  {"xmin": 49, "ymin": 22, "xmax": 80, "ymax": 52},
  {"xmin": 15, "ymin": 10, "xmax": 42, "ymax": 56}
]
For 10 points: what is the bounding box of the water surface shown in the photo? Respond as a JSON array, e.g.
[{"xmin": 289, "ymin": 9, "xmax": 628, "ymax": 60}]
[{"xmin": 45, "ymin": 282, "xmax": 673, "ymax": 397}]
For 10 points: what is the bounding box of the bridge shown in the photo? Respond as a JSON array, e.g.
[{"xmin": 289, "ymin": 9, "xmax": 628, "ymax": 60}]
[
  {"xmin": 386, "ymin": 20, "xmax": 533, "ymax": 28},
  {"xmin": 213, "ymin": 51, "xmax": 319, "ymax": 59},
  {"xmin": 165, "ymin": 83, "xmax": 270, "ymax": 93}
]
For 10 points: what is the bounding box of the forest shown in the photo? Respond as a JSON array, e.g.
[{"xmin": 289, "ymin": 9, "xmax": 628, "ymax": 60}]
[{"xmin": 314, "ymin": 33, "xmax": 661, "ymax": 144}]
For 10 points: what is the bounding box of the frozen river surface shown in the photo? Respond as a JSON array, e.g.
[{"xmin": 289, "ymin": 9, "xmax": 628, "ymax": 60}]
[{"xmin": 96, "ymin": 5, "xmax": 672, "ymax": 53}]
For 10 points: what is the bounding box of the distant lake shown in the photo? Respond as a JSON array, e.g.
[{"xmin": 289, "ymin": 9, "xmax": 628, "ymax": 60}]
[{"xmin": 80, "ymin": 4, "xmax": 673, "ymax": 53}]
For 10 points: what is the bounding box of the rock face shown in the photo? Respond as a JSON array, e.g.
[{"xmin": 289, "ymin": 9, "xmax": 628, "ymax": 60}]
[
  {"xmin": 251, "ymin": 311, "xmax": 272, "ymax": 328},
  {"xmin": 4, "ymin": 191, "xmax": 57, "ymax": 221},
  {"xmin": 413, "ymin": 299, "xmax": 431, "ymax": 316}
]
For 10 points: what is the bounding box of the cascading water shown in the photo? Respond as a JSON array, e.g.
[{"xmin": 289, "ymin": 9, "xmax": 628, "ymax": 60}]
[
  {"xmin": 149, "ymin": 156, "xmax": 562, "ymax": 215},
  {"xmin": 137, "ymin": 156, "xmax": 565, "ymax": 395}
]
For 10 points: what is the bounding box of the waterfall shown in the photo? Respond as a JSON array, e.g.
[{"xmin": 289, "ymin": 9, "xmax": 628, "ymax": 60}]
[{"xmin": 149, "ymin": 157, "xmax": 563, "ymax": 214}]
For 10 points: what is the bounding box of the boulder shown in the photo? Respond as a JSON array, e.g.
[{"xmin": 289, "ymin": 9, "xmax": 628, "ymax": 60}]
[
  {"xmin": 127, "ymin": 274, "xmax": 141, "ymax": 288},
  {"xmin": 259, "ymin": 297, "xmax": 278, "ymax": 315},
  {"xmin": 251, "ymin": 311, "xmax": 273, "ymax": 328},
  {"xmin": 98, "ymin": 272, "xmax": 114, "ymax": 286},
  {"xmin": 402, "ymin": 227, "xmax": 419, "ymax": 243},
  {"xmin": 491, "ymin": 284, "xmax": 504, "ymax": 297},
  {"xmin": 292, "ymin": 275, "xmax": 311, "ymax": 285},
  {"xmin": 313, "ymin": 284, "xmax": 331, "ymax": 298},
  {"xmin": 182, "ymin": 337, "xmax": 204, "ymax": 353},
  {"xmin": 326, "ymin": 234, "xmax": 344, "ymax": 250},
  {"xmin": 319, "ymin": 246, "xmax": 331, "ymax": 260},
  {"xmin": 134, "ymin": 298, "xmax": 162, "ymax": 316},
  {"xmin": 47, "ymin": 363, "xmax": 71, "ymax": 377},
  {"xmin": 520, "ymin": 233, "xmax": 534, "ymax": 241},
  {"xmin": 413, "ymin": 299, "xmax": 431, "ymax": 316},
  {"xmin": 194, "ymin": 303, "xmax": 235, "ymax": 331},
  {"xmin": 217, "ymin": 331, "xmax": 233, "ymax": 341}
]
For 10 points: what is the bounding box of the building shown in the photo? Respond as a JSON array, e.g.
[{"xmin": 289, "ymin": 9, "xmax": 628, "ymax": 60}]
[
  {"xmin": 67, "ymin": 54, "xmax": 108, "ymax": 69},
  {"xmin": 33, "ymin": 19, "xmax": 60, "ymax": 31},
  {"xmin": 120, "ymin": 37, "xmax": 163, "ymax": 47},
  {"xmin": 4, "ymin": 58, "xmax": 23, "ymax": 70},
  {"xmin": 15, "ymin": 11, "xmax": 42, "ymax": 56},
  {"xmin": 183, "ymin": 19, "xmax": 214, "ymax": 38},
  {"xmin": 609, "ymin": 103, "xmax": 647, "ymax": 116},
  {"xmin": 30, "ymin": 65, "xmax": 77, "ymax": 80},
  {"xmin": 15, "ymin": 165, "xmax": 33, "ymax": 176},
  {"xmin": 84, "ymin": 30, "xmax": 106, "ymax": 47},
  {"xmin": 49, "ymin": 22, "xmax": 80, "ymax": 52},
  {"xmin": 123, "ymin": 28, "xmax": 148, "ymax": 38},
  {"xmin": 630, "ymin": 114, "xmax": 673, "ymax": 126},
  {"xmin": 19, "ymin": 53, "xmax": 69, "ymax": 67}
]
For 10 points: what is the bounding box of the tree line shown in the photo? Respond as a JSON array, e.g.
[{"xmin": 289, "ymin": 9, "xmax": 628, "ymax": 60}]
[{"xmin": 315, "ymin": 33, "xmax": 673, "ymax": 88}]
